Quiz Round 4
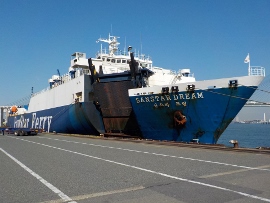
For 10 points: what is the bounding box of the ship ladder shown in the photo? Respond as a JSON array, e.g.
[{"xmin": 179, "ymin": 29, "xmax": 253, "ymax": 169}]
[{"xmin": 171, "ymin": 74, "xmax": 181, "ymax": 84}]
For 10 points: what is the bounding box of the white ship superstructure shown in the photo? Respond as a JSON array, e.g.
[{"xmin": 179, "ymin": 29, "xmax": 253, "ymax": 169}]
[{"xmin": 27, "ymin": 34, "xmax": 196, "ymax": 112}]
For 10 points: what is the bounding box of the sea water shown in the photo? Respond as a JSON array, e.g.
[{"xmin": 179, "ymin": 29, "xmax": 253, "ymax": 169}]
[{"xmin": 217, "ymin": 123, "xmax": 270, "ymax": 148}]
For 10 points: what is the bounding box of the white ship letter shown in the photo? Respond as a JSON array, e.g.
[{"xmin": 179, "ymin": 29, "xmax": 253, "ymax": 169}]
[
  {"xmin": 160, "ymin": 96, "xmax": 165, "ymax": 101},
  {"xmin": 42, "ymin": 117, "xmax": 47, "ymax": 130},
  {"xmin": 14, "ymin": 117, "xmax": 18, "ymax": 128},
  {"xmin": 179, "ymin": 94, "xmax": 184, "ymax": 100},
  {"xmin": 47, "ymin": 116, "xmax": 53, "ymax": 132},
  {"xmin": 165, "ymin": 95, "xmax": 171, "ymax": 101},
  {"xmin": 26, "ymin": 118, "xmax": 29, "ymax": 128},
  {"xmin": 32, "ymin": 113, "xmax": 36, "ymax": 128},
  {"xmin": 197, "ymin": 92, "xmax": 204, "ymax": 99},
  {"xmin": 39, "ymin": 117, "xmax": 43, "ymax": 129},
  {"xmin": 35, "ymin": 118, "xmax": 39, "ymax": 129}
]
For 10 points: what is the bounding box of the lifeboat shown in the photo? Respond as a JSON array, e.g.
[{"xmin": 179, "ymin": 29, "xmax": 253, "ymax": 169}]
[{"xmin": 11, "ymin": 106, "xmax": 18, "ymax": 113}]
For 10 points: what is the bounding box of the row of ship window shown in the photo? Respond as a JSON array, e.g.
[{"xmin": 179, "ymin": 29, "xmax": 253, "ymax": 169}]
[
  {"xmin": 102, "ymin": 57, "xmax": 129, "ymax": 64},
  {"xmin": 102, "ymin": 57, "xmax": 149, "ymax": 67}
]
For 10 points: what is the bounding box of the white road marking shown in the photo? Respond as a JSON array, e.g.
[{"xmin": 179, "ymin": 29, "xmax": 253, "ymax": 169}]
[
  {"xmin": 0, "ymin": 147, "xmax": 76, "ymax": 203},
  {"xmin": 40, "ymin": 186, "xmax": 145, "ymax": 203},
  {"xmin": 9, "ymin": 137, "xmax": 270, "ymax": 202},
  {"xmin": 38, "ymin": 136, "xmax": 270, "ymax": 172},
  {"xmin": 200, "ymin": 164, "xmax": 270, "ymax": 178}
]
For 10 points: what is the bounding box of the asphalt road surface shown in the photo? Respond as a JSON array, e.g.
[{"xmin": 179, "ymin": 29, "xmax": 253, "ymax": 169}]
[{"xmin": 1, "ymin": 133, "xmax": 270, "ymax": 203}]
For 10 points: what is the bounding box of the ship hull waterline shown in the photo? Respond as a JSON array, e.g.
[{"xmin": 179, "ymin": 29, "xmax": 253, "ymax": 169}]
[{"xmin": 129, "ymin": 84, "xmax": 259, "ymax": 144}]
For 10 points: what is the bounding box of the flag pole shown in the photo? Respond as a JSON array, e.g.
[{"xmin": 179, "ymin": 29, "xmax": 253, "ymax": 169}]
[
  {"xmin": 245, "ymin": 53, "xmax": 251, "ymax": 76},
  {"xmin": 248, "ymin": 53, "xmax": 250, "ymax": 76}
]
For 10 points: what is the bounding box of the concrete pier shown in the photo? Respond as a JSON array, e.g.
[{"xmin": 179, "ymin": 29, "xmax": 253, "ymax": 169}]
[{"xmin": 0, "ymin": 133, "xmax": 270, "ymax": 202}]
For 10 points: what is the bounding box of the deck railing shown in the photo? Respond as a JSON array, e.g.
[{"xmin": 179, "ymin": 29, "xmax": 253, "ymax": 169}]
[
  {"xmin": 249, "ymin": 66, "xmax": 265, "ymax": 76},
  {"xmin": 97, "ymin": 48, "xmax": 152, "ymax": 62}
]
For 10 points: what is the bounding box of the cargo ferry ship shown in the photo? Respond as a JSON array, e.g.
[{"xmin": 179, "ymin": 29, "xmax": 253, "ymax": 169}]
[
  {"xmin": 6, "ymin": 34, "xmax": 195, "ymax": 137},
  {"xmin": 6, "ymin": 35, "xmax": 265, "ymax": 144}
]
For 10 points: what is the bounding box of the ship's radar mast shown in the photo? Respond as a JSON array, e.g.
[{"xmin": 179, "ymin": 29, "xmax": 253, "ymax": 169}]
[{"xmin": 97, "ymin": 33, "xmax": 120, "ymax": 56}]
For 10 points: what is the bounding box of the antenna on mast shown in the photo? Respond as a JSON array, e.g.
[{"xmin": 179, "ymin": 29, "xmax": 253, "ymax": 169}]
[
  {"xmin": 111, "ymin": 24, "xmax": 113, "ymax": 35},
  {"xmin": 124, "ymin": 36, "xmax": 126, "ymax": 55},
  {"xmin": 96, "ymin": 34, "xmax": 120, "ymax": 56}
]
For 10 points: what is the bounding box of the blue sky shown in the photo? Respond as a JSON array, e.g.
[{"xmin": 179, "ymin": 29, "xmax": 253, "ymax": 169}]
[{"xmin": 0, "ymin": 0, "xmax": 269, "ymax": 107}]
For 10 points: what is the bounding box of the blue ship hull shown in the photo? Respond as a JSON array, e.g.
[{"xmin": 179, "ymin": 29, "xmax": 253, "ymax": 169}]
[
  {"xmin": 129, "ymin": 86, "xmax": 257, "ymax": 144},
  {"xmin": 7, "ymin": 102, "xmax": 104, "ymax": 135}
]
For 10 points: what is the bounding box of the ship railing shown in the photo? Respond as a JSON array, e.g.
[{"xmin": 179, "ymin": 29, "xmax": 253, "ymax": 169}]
[
  {"xmin": 150, "ymin": 67, "xmax": 173, "ymax": 73},
  {"xmin": 134, "ymin": 52, "xmax": 152, "ymax": 62},
  {"xmin": 74, "ymin": 69, "xmax": 90, "ymax": 78},
  {"xmin": 97, "ymin": 48, "xmax": 152, "ymax": 62},
  {"xmin": 31, "ymin": 87, "xmax": 51, "ymax": 97},
  {"xmin": 249, "ymin": 66, "xmax": 265, "ymax": 77},
  {"xmin": 169, "ymin": 70, "xmax": 176, "ymax": 75},
  {"xmin": 98, "ymin": 48, "xmax": 129, "ymax": 56},
  {"xmin": 177, "ymin": 70, "xmax": 194, "ymax": 78},
  {"xmin": 61, "ymin": 74, "xmax": 71, "ymax": 83},
  {"xmin": 186, "ymin": 73, "xmax": 195, "ymax": 77}
]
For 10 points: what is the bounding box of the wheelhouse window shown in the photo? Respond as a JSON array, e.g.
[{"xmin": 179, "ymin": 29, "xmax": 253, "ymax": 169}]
[
  {"xmin": 122, "ymin": 60, "xmax": 126, "ymax": 63},
  {"xmin": 107, "ymin": 58, "xmax": 111, "ymax": 62},
  {"xmin": 117, "ymin": 59, "xmax": 121, "ymax": 63}
]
